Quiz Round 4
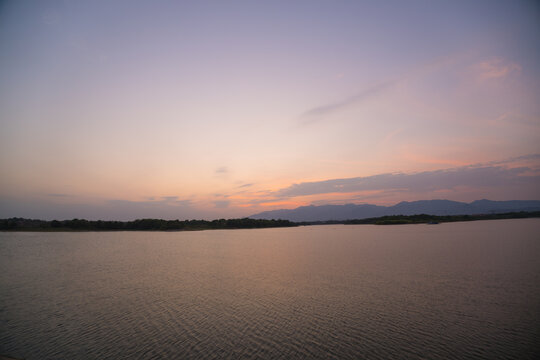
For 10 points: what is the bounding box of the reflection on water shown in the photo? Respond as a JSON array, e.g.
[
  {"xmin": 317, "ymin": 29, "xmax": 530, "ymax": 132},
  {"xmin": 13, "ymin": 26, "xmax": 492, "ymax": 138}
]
[{"xmin": 1, "ymin": 219, "xmax": 539, "ymax": 359}]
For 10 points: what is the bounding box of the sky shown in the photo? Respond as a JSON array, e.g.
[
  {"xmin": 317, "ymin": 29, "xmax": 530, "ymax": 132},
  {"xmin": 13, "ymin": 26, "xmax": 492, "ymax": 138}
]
[{"xmin": 1, "ymin": 0, "xmax": 539, "ymax": 220}]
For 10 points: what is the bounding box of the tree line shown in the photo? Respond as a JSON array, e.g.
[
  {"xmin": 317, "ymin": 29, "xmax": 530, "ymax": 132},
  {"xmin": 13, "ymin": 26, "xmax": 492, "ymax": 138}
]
[
  {"xmin": 0, "ymin": 217, "xmax": 297, "ymax": 231},
  {"xmin": 297, "ymin": 211, "xmax": 540, "ymax": 225},
  {"xmin": 1, "ymin": 211, "xmax": 539, "ymax": 231}
]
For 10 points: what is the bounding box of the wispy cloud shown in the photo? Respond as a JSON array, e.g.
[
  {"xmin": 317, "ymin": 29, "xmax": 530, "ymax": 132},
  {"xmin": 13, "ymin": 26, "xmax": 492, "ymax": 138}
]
[
  {"xmin": 214, "ymin": 166, "xmax": 230, "ymax": 180},
  {"xmin": 473, "ymin": 57, "xmax": 521, "ymax": 81},
  {"xmin": 300, "ymin": 79, "xmax": 397, "ymax": 123},
  {"xmin": 300, "ymin": 53, "xmax": 465, "ymax": 124}
]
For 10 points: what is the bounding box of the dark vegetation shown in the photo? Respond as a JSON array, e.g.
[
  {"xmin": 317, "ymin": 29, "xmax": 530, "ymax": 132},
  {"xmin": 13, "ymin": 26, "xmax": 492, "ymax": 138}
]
[
  {"xmin": 1, "ymin": 211, "xmax": 539, "ymax": 231},
  {"xmin": 297, "ymin": 211, "xmax": 540, "ymax": 226},
  {"xmin": 0, "ymin": 218, "xmax": 297, "ymax": 231}
]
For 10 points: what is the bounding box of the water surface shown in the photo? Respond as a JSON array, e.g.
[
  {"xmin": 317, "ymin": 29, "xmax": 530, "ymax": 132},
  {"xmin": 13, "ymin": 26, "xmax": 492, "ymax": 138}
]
[{"xmin": 1, "ymin": 219, "xmax": 539, "ymax": 359}]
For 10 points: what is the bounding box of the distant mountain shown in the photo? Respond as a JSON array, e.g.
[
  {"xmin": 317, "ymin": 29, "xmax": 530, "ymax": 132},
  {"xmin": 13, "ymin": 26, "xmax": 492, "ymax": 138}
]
[{"xmin": 249, "ymin": 199, "xmax": 540, "ymax": 222}]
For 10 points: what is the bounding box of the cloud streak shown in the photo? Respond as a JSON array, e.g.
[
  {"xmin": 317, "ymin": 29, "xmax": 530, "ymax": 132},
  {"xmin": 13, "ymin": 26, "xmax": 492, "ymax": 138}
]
[
  {"xmin": 300, "ymin": 79, "xmax": 397, "ymax": 123},
  {"xmin": 275, "ymin": 164, "xmax": 540, "ymax": 198},
  {"xmin": 300, "ymin": 53, "xmax": 465, "ymax": 124}
]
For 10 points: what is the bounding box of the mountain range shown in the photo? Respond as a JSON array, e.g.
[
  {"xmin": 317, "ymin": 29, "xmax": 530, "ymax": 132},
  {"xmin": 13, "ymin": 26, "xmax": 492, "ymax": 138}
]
[{"xmin": 249, "ymin": 199, "xmax": 540, "ymax": 222}]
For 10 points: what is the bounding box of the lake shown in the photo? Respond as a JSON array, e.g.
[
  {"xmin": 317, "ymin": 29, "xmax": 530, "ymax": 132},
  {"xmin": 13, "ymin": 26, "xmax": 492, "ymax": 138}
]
[{"xmin": 1, "ymin": 219, "xmax": 539, "ymax": 359}]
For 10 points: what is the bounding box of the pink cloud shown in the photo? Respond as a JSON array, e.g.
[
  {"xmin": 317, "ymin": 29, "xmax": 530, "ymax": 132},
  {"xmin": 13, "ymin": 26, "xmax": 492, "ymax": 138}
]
[{"xmin": 473, "ymin": 57, "xmax": 521, "ymax": 81}]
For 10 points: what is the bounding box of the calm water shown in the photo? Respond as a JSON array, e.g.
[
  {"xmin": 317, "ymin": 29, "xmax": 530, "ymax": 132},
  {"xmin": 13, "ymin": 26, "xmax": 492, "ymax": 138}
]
[{"xmin": 1, "ymin": 219, "xmax": 539, "ymax": 359}]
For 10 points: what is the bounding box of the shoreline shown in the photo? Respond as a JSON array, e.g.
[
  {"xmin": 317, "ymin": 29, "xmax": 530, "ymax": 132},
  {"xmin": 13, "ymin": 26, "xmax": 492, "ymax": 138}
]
[{"xmin": 1, "ymin": 211, "xmax": 539, "ymax": 232}]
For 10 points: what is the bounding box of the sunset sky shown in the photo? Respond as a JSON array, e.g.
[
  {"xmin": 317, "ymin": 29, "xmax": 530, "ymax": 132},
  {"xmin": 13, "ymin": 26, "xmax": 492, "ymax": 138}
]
[{"xmin": 1, "ymin": 0, "xmax": 539, "ymax": 220}]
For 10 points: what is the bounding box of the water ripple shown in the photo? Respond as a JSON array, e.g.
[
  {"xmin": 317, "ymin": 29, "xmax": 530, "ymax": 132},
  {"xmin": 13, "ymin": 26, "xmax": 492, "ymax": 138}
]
[{"xmin": 1, "ymin": 220, "xmax": 540, "ymax": 359}]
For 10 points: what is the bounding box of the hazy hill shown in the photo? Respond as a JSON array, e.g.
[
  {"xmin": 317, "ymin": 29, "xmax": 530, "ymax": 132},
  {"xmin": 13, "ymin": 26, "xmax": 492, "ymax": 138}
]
[{"xmin": 249, "ymin": 199, "xmax": 540, "ymax": 221}]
